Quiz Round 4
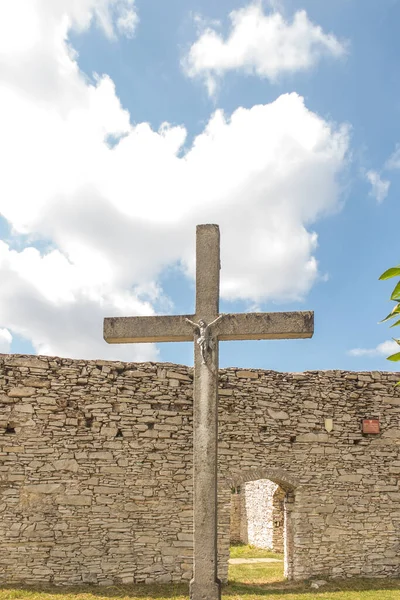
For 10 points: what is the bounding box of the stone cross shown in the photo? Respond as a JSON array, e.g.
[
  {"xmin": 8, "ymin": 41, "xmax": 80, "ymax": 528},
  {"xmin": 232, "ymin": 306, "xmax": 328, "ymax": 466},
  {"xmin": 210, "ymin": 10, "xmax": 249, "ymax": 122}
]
[{"xmin": 103, "ymin": 224, "xmax": 314, "ymax": 600}]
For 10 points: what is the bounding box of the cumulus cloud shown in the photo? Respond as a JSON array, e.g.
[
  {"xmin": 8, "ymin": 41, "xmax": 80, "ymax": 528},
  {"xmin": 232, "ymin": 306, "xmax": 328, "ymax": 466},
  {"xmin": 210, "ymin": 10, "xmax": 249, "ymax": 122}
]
[
  {"xmin": 184, "ymin": 4, "xmax": 347, "ymax": 95},
  {"xmin": 0, "ymin": 1, "xmax": 349, "ymax": 361},
  {"xmin": 0, "ymin": 329, "xmax": 12, "ymax": 354},
  {"xmin": 349, "ymin": 340, "xmax": 399, "ymax": 358},
  {"xmin": 365, "ymin": 170, "xmax": 390, "ymax": 204}
]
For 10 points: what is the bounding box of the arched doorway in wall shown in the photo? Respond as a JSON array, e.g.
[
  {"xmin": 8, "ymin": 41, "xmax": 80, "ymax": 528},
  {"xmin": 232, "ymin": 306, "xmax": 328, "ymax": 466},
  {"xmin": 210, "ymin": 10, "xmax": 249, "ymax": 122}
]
[
  {"xmin": 230, "ymin": 480, "xmax": 285, "ymax": 552},
  {"xmin": 223, "ymin": 468, "xmax": 297, "ymax": 582}
]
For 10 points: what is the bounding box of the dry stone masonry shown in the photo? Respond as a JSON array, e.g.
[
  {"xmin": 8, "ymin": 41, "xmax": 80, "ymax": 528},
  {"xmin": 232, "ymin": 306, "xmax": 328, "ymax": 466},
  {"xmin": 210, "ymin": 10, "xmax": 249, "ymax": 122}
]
[{"xmin": 1, "ymin": 354, "xmax": 400, "ymax": 585}]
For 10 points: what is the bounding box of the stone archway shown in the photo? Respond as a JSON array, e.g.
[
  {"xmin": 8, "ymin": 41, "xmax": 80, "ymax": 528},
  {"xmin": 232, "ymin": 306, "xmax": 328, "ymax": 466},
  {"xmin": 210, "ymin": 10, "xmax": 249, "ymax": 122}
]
[{"xmin": 219, "ymin": 468, "xmax": 298, "ymax": 581}]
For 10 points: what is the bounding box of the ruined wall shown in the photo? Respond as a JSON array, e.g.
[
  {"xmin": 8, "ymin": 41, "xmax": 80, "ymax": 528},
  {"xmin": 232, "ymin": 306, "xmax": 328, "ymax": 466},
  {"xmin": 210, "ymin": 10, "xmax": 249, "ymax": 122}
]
[{"xmin": 1, "ymin": 354, "xmax": 400, "ymax": 585}]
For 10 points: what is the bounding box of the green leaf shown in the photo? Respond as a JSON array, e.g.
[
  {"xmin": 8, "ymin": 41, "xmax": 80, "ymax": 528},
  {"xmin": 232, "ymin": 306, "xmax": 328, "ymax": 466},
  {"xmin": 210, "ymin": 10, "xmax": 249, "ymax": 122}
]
[
  {"xmin": 379, "ymin": 266, "xmax": 400, "ymax": 280},
  {"xmin": 391, "ymin": 281, "xmax": 400, "ymax": 301},
  {"xmin": 390, "ymin": 318, "xmax": 400, "ymax": 328},
  {"xmin": 394, "ymin": 338, "xmax": 400, "ymax": 346},
  {"xmin": 395, "ymin": 382, "xmax": 400, "ymax": 387},
  {"xmin": 387, "ymin": 352, "xmax": 400, "ymax": 362},
  {"xmin": 381, "ymin": 304, "xmax": 400, "ymax": 323}
]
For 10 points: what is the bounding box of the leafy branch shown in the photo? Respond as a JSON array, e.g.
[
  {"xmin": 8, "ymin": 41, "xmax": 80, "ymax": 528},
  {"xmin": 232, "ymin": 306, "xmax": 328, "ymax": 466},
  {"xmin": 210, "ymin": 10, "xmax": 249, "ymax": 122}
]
[{"xmin": 379, "ymin": 265, "xmax": 400, "ymax": 363}]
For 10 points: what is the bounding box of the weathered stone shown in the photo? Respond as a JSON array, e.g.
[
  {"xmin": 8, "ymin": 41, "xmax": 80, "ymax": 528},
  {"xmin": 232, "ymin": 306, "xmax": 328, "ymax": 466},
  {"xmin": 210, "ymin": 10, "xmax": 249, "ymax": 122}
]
[
  {"xmin": 337, "ymin": 474, "xmax": 363, "ymax": 483},
  {"xmin": 53, "ymin": 459, "xmax": 79, "ymax": 472},
  {"xmin": 218, "ymin": 389, "xmax": 233, "ymax": 396},
  {"xmin": 55, "ymin": 495, "xmax": 92, "ymax": 506},
  {"xmin": 383, "ymin": 429, "xmax": 400, "ymax": 439},
  {"xmin": 7, "ymin": 357, "xmax": 48, "ymax": 369},
  {"xmin": 24, "ymin": 484, "xmax": 63, "ymax": 494},
  {"xmin": 124, "ymin": 370, "xmax": 153, "ymax": 377},
  {"xmin": 268, "ymin": 409, "xmax": 289, "ymax": 420},
  {"xmin": 13, "ymin": 404, "xmax": 34, "ymax": 413},
  {"xmin": 167, "ymin": 371, "xmax": 191, "ymax": 381},
  {"xmin": 3, "ymin": 446, "xmax": 25, "ymax": 453},
  {"xmin": 8, "ymin": 387, "xmax": 35, "ymax": 398},
  {"xmin": 236, "ymin": 371, "xmax": 259, "ymax": 379},
  {"xmin": 22, "ymin": 379, "xmax": 50, "ymax": 389},
  {"xmin": 88, "ymin": 452, "xmax": 114, "ymax": 460},
  {"xmin": 297, "ymin": 433, "xmax": 329, "ymax": 443},
  {"xmin": 81, "ymin": 547, "xmax": 103, "ymax": 557},
  {"xmin": 381, "ymin": 396, "xmax": 400, "ymax": 405}
]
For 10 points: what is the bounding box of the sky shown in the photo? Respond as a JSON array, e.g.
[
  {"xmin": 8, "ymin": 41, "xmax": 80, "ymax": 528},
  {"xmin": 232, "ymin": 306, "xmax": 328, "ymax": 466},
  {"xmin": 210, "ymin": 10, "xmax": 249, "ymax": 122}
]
[{"xmin": 0, "ymin": 0, "xmax": 399, "ymax": 372}]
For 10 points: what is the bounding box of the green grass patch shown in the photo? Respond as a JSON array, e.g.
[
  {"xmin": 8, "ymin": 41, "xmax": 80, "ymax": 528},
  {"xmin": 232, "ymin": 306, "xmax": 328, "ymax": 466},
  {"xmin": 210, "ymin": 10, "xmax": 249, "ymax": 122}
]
[
  {"xmin": 230, "ymin": 543, "xmax": 283, "ymax": 560},
  {"xmin": 229, "ymin": 560, "xmax": 284, "ymax": 584},
  {"xmin": 227, "ymin": 560, "xmax": 400, "ymax": 599},
  {"xmin": 1, "ymin": 562, "xmax": 399, "ymax": 600}
]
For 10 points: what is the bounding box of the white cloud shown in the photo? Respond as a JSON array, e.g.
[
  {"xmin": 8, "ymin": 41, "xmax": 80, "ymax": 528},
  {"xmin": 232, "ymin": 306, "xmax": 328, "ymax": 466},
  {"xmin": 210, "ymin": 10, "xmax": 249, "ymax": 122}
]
[
  {"xmin": 0, "ymin": 329, "xmax": 12, "ymax": 354},
  {"xmin": 365, "ymin": 170, "xmax": 390, "ymax": 204},
  {"xmin": 386, "ymin": 145, "xmax": 400, "ymax": 170},
  {"xmin": 0, "ymin": 1, "xmax": 349, "ymax": 361},
  {"xmin": 0, "ymin": 0, "xmax": 139, "ymax": 44},
  {"xmin": 116, "ymin": 2, "xmax": 138, "ymax": 38},
  {"xmin": 184, "ymin": 4, "xmax": 347, "ymax": 95},
  {"xmin": 349, "ymin": 340, "xmax": 399, "ymax": 357}
]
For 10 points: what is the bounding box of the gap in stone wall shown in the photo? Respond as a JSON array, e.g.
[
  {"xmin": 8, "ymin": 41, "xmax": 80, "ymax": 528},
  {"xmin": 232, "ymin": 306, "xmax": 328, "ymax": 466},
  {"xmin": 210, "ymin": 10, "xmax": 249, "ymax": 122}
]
[{"xmin": 229, "ymin": 479, "xmax": 285, "ymax": 553}]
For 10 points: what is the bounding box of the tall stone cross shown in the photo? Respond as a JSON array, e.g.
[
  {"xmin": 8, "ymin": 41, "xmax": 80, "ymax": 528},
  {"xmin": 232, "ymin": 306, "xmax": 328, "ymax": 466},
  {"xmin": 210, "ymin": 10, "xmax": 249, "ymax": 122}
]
[{"xmin": 103, "ymin": 224, "xmax": 314, "ymax": 600}]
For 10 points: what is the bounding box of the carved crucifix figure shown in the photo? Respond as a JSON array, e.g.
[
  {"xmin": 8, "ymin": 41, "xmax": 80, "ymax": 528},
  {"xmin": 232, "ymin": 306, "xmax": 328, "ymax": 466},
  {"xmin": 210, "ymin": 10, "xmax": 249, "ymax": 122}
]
[
  {"xmin": 185, "ymin": 316, "xmax": 223, "ymax": 364},
  {"xmin": 104, "ymin": 224, "xmax": 314, "ymax": 600}
]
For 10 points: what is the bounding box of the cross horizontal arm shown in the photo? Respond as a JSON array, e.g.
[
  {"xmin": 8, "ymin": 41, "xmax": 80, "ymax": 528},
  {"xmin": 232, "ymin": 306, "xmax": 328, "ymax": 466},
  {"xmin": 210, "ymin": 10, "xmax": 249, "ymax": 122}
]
[
  {"xmin": 104, "ymin": 315, "xmax": 195, "ymax": 344},
  {"xmin": 216, "ymin": 311, "xmax": 314, "ymax": 341}
]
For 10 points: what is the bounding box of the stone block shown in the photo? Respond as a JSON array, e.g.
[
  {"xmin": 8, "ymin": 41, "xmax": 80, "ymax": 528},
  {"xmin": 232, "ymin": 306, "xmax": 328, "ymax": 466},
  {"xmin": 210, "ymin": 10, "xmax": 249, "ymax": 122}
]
[
  {"xmin": 218, "ymin": 388, "xmax": 233, "ymax": 396},
  {"xmin": 381, "ymin": 396, "xmax": 400, "ymax": 405},
  {"xmin": 8, "ymin": 388, "xmax": 35, "ymax": 398},
  {"xmin": 22, "ymin": 379, "xmax": 50, "ymax": 389},
  {"xmin": 55, "ymin": 495, "xmax": 92, "ymax": 506},
  {"xmin": 167, "ymin": 371, "xmax": 191, "ymax": 381},
  {"xmin": 8, "ymin": 357, "xmax": 48, "ymax": 369},
  {"xmin": 53, "ymin": 459, "xmax": 79, "ymax": 472},
  {"xmin": 125, "ymin": 370, "xmax": 153, "ymax": 377},
  {"xmin": 268, "ymin": 408, "xmax": 289, "ymax": 420},
  {"xmin": 383, "ymin": 429, "xmax": 400, "ymax": 439},
  {"xmin": 297, "ymin": 433, "xmax": 329, "ymax": 443},
  {"xmin": 236, "ymin": 371, "xmax": 259, "ymax": 379},
  {"xmin": 3, "ymin": 446, "xmax": 25, "ymax": 453},
  {"xmin": 88, "ymin": 452, "xmax": 114, "ymax": 460},
  {"xmin": 24, "ymin": 484, "xmax": 63, "ymax": 494},
  {"xmin": 337, "ymin": 474, "xmax": 363, "ymax": 483}
]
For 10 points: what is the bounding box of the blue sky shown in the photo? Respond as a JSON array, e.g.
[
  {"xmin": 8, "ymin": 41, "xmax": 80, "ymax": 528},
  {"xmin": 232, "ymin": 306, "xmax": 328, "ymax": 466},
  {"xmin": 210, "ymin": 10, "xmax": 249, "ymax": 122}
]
[{"xmin": 0, "ymin": 0, "xmax": 399, "ymax": 372}]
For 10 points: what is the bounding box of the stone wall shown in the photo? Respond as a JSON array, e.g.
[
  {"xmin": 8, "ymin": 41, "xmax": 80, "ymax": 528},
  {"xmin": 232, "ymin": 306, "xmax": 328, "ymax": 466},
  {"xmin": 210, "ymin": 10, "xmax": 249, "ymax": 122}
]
[
  {"xmin": 229, "ymin": 491, "xmax": 241, "ymax": 544},
  {"xmin": 272, "ymin": 486, "xmax": 285, "ymax": 553},
  {"xmin": 1, "ymin": 354, "xmax": 400, "ymax": 585}
]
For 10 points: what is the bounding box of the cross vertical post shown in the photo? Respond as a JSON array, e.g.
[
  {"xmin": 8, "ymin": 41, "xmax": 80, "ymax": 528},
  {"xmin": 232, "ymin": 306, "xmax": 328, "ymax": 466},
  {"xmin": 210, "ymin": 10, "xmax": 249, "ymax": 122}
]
[{"xmin": 191, "ymin": 225, "xmax": 221, "ymax": 600}]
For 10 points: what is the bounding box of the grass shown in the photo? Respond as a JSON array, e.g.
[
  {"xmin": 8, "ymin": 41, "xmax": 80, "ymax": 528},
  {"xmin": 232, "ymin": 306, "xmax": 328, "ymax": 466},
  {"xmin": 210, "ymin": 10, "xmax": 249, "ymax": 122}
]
[
  {"xmin": 227, "ymin": 561, "xmax": 400, "ymax": 599},
  {"xmin": 1, "ymin": 549, "xmax": 399, "ymax": 600},
  {"xmin": 229, "ymin": 543, "xmax": 282, "ymax": 560}
]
